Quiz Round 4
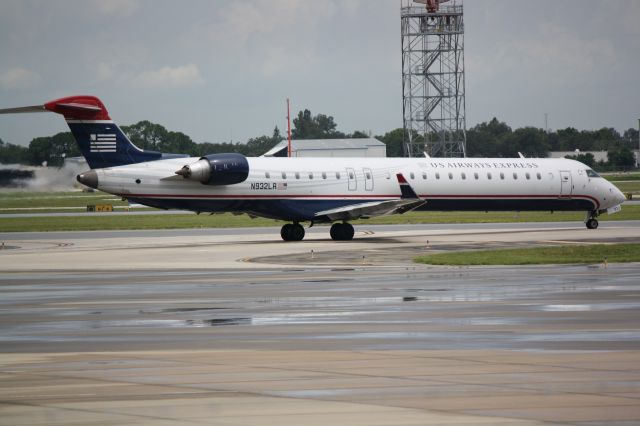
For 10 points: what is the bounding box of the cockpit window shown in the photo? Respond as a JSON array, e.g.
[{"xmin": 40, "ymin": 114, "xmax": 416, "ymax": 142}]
[{"xmin": 586, "ymin": 169, "xmax": 600, "ymax": 178}]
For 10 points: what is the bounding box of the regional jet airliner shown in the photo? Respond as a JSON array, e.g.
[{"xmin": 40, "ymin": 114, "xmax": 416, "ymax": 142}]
[{"xmin": 0, "ymin": 96, "xmax": 626, "ymax": 241}]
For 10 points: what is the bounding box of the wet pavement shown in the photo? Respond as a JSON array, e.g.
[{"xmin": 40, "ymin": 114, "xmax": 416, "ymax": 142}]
[
  {"xmin": 1, "ymin": 223, "xmax": 640, "ymax": 424},
  {"xmin": 1, "ymin": 265, "xmax": 640, "ymax": 353}
]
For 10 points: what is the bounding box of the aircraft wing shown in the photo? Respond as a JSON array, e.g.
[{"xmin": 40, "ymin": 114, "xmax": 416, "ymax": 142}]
[
  {"xmin": 314, "ymin": 173, "xmax": 425, "ymax": 221},
  {"xmin": 314, "ymin": 199, "xmax": 425, "ymax": 221}
]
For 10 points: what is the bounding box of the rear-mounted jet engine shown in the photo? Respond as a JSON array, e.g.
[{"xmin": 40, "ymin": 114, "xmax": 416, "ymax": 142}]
[{"xmin": 175, "ymin": 153, "xmax": 249, "ymax": 185}]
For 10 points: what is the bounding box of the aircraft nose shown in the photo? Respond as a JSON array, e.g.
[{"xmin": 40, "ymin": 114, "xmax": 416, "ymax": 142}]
[
  {"xmin": 609, "ymin": 184, "xmax": 626, "ymax": 205},
  {"xmin": 77, "ymin": 170, "xmax": 98, "ymax": 189}
]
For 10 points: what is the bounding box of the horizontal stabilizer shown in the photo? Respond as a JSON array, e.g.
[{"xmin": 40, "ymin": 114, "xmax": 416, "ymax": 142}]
[
  {"xmin": 0, "ymin": 105, "xmax": 46, "ymax": 114},
  {"xmin": 0, "ymin": 96, "xmax": 111, "ymax": 120}
]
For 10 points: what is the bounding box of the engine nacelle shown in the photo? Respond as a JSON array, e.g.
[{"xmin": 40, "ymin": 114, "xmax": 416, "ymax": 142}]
[{"xmin": 175, "ymin": 153, "xmax": 249, "ymax": 186}]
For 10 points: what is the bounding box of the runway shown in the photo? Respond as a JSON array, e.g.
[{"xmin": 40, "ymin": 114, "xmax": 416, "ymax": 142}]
[{"xmin": 1, "ymin": 222, "xmax": 640, "ymax": 425}]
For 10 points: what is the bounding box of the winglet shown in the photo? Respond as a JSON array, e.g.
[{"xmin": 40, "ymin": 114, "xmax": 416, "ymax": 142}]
[{"xmin": 396, "ymin": 173, "xmax": 420, "ymax": 199}]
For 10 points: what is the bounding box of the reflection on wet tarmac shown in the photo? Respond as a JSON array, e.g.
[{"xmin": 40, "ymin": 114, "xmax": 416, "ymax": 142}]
[{"xmin": 1, "ymin": 264, "xmax": 639, "ymax": 352}]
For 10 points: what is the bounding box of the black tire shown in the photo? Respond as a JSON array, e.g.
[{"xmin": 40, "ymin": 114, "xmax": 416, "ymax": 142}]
[
  {"xmin": 586, "ymin": 218, "xmax": 599, "ymax": 229},
  {"xmin": 342, "ymin": 223, "xmax": 354, "ymax": 240},
  {"xmin": 280, "ymin": 224, "xmax": 293, "ymax": 241},
  {"xmin": 330, "ymin": 223, "xmax": 354, "ymax": 241},
  {"xmin": 330, "ymin": 223, "xmax": 341, "ymax": 240},
  {"xmin": 290, "ymin": 223, "xmax": 305, "ymax": 241}
]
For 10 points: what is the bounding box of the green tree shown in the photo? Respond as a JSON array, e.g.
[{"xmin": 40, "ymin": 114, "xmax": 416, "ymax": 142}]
[
  {"xmin": 622, "ymin": 128, "xmax": 639, "ymax": 150},
  {"xmin": 121, "ymin": 121, "xmax": 168, "ymax": 151},
  {"xmin": 503, "ymin": 127, "xmax": 549, "ymax": 158},
  {"xmin": 466, "ymin": 118, "xmax": 512, "ymax": 157},
  {"xmin": 608, "ymin": 147, "xmax": 636, "ymax": 169},
  {"xmin": 163, "ymin": 131, "xmax": 198, "ymax": 155},
  {"xmin": 553, "ymin": 127, "xmax": 582, "ymax": 151},
  {"xmin": 0, "ymin": 138, "xmax": 30, "ymax": 164},
  {"xmin": 565, "ymin": 153, "xmax": 596, "ymax": 168},
  {"xmin": 376, "ymin": 128, "xmax": 404, "ymax": 157},
  {"xmin": 292, "ymin": 109, "xmax": 345, "ymax": 139},
  {"xmin": 28, "ymin": 132, "xmax": 79, "ymax": 166},
  {"xmin": 349, "ymin": 130, "xmax": 369, "ymax": 138}
]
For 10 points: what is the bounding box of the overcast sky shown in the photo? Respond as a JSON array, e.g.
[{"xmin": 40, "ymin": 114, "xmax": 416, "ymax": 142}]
[{"xmin": 1, "ymin": 0, "xmax": 639, "ymax": 147}]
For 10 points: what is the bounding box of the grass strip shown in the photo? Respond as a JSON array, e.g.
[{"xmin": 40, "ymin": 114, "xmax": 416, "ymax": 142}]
[
  {"xmin": 415, "ymin": 243, "xmax": 640, "ymax": 265},
  {"xmin": 0, "ymin": 213, "xmax": 284, "ymax": 232},
  {"xmin": 0, "ymin": 206, "xmax": 638, "ymax": 233}
]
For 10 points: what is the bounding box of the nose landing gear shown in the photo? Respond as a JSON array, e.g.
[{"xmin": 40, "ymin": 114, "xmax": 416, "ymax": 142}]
[
  {"xmin": 585, "ymin": 211, "xmax": 599, "ymax": 229},
  {"xmin": 586, "ymin": 218, "xmax": 599, "ymax": 229}
]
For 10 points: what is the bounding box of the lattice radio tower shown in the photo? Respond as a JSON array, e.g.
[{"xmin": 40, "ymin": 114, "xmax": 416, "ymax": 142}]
[{"xmin": 401, "ymin": 0, "xmax": 466, "ymax": 157}]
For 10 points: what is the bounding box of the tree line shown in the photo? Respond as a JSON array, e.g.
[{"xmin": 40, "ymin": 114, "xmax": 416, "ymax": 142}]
[{"xmin": 1, "ymin": 110, "xmax": 637, "ymax": 170}]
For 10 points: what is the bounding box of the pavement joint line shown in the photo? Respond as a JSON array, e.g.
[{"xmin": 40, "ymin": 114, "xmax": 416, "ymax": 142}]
[{"xmin": 0, "ymin": 398, "xmax": 208, "ymax": 425}]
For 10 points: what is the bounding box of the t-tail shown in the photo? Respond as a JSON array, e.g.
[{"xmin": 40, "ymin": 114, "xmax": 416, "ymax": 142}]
[{"xmin": 0, "ymin": 95, "xmax": 184, "ymax": 169}]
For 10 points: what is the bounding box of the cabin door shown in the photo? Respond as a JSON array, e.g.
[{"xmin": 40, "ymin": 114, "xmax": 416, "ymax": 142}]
[
  {"xmin": 559, "ymin": 170, "xmax": 572, "ymax": 198},
  {"xmin": 363, "ymin": 168, "xmax": 374, "ymax": 191},
  {"xmin": 346, "ymin": 168, "xmax": 357, "ymax": 191}
]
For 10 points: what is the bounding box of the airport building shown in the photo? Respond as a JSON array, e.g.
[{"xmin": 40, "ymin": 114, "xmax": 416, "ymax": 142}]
[{"xmin": 262, "ymin": 138, "xmax": 387, "ymax": 158}]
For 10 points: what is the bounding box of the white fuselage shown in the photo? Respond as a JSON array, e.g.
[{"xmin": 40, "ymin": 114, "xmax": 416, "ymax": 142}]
[{"xmin": 92, "ymin": 156, "xmax": 625, "ymax": 222}]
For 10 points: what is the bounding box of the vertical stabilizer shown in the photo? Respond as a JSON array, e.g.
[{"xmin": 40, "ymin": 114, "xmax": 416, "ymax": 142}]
[{"xmin": 1, "ymin": 95, "xmax": 163, "ymax": 169}]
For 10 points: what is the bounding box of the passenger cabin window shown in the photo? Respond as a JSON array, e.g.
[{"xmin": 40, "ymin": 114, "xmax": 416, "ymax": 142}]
[
  {"xmin": 513, "ymin": 173, "xmax": 518, "ymax": 180},
  {"xmin": 336, "ymin": 172, "xmax": 341, "ymax": 179},
  {"xmin": 526, "ymin": 173, "xmax": 530, "ymax": 180},
  {"xmin": 435, "ymin": 172, "xmax": 440, "ymax": 179},
  {"xmin": 536, "ymin": 172, "xmax": 542, "ymax": 180},
  {"xmin": 348, "ymin": 172, "xmax": 354, "ymax": 179},
  {"xmin": 308, "ymin": 172, "xmax": 314, "ymax": 179},
  {"xmin": 586, "ymin": 169, "xmax": 600, "ymax": 178},
  {"xmin": 448, "ymin": 172, "xmax": 453, "ymax": 180},
  {"xmin": 461, "ymin": 172, "xmax": 466, "ymax": 180},
  {"xmin": 282, "ymin": 172, "xmax": 287, "ymax": 179},
  {"xmin": 365, "ymin": 171, "xmax": 372, "ymax": 180},
  {"xmin": 500, "ymin": 172, "xmax": 504, "ymax": 180},
  {"xmin": 474, "ymin": 172, "xmax": 479, "ymax": 180},
  {"xmin": 487, "ymin": 172, "xmax": 492, "ymax": 180},
  {"xmin": 410, "ymin": 172, "xmax": 415, "ymax": 179},
  {"xmin": 265, "ymin": 172, "xmax": 270, "ymax": 179},
  {"xmin": 322, "ymin": 172, "xmax": 327, "ymax": 179},
  {"xmin": 422, "ymin": 172, "xmax": 427, "ymax": 180},
  {"xmin": 295, "ymin": 172, "xmax": 300, "ymax": 179}
]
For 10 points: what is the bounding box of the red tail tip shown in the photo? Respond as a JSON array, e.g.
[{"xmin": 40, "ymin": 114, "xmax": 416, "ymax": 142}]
[{"xmin": 44, "ymin": 95, "xmax": 111, "ymax": 120}]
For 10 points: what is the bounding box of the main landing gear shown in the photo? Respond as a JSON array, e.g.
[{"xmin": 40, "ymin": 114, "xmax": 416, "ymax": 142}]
[
  {"xmin": 330, "ymin": 222, "xmax": 354, "ymax": 241},
  {"xmin": 280, "ymin": 223, "xmax": 305, "ymax": 241},
  {"xmin": 279, "ymin": 222, "xmax": 355, "ymax": 241}
]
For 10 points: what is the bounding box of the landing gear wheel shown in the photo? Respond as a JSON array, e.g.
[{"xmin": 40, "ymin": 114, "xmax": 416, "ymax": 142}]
[
  {"xmin": 586, "ymin": 218, "xmax": 599, "ymax": 229},
  {"xmin": 280, "ymin": 224, "xmax": 293, "ymax": 241},
  {"xmin": 280, "ymin": 223, "xmax": 305, "ymax": 241},
  {"xmin": 330, "ymin": 223, "xmax": 354, "ymax": 241},
  {"xmin": 290, "ymin": 223, "xmax": 305, "ymax": 241}
]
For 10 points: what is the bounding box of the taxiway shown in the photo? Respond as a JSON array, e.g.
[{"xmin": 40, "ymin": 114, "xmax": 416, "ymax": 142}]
[{"xmin": 1, "ymin": 221, "xmax": 639, "ymax": 425}]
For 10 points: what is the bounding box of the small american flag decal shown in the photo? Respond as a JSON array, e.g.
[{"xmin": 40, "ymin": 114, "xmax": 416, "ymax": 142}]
[
  {"xmin": 90, "ymin": 134, "xmax": 116, "ymax": 153},
  {"xmin": 277, "ymin": 182, "xmax": 288, "ymax": 190}
]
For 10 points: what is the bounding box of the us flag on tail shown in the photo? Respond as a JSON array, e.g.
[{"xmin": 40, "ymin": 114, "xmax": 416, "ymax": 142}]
[{"xmin": 90, "ymin": 134, "xmax": 116, "ymax": 153}]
